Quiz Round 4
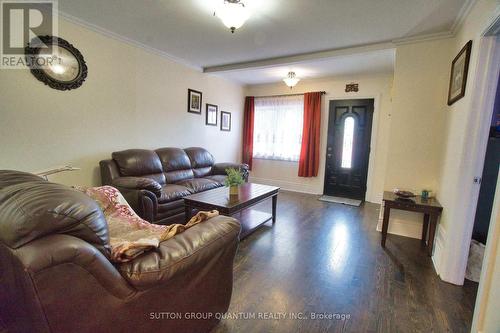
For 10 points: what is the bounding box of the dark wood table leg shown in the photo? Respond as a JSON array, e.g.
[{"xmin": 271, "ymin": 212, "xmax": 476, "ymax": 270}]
[
  {"xmin": 381, "ymin": 204, "xmax": 391, "ymax": 247},
  {"xmin": 272, "ymin": 194, "xmax": 277, "ymax": 224},
  {"xmin": 421, "ymin": 213, "xmax": 430, "ymax": 246},
  {"xmin": 185, "ymin": 204, "xmax": 193, "ymax": 222},
  {"xmin": 426, "ymin": 214, "xmax": 438, "ymax": 256}
]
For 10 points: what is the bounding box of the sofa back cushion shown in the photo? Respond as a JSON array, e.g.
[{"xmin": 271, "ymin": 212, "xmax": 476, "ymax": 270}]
[
  {"xmin": 0, "ymin": 171, "xmax": 111, "ymax": 256},
  {"xmin": 185, "ymin": 147, "xmax": 214, "ymax": 178},
  {"xmin": 112, "ymin": 149, "xmax": 166, "ymax": 184},
  {"xmin": 155, "ymin": 148, "xmax": 195, "ymax": 183}
]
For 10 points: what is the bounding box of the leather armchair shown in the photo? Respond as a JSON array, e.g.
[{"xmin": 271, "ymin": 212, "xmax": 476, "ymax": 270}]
[
  {"xmin": 0, "ymin": 170, "xmax": 241, "ymax": 333},
  {"xmin": 100, "ymin": 147, "xmax": 249, "ymax": 225}
]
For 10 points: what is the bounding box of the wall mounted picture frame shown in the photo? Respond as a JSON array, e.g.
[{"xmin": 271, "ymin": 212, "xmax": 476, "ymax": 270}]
[
  {"xmin": 221, "ymin": 111, "xmax": 231, "ymax": 131},
  {"xmin": 206, "ymin": 104, "xmax": 218, "ymax": 126},
  {"xmin": 447, "ymin": 40, "xmax": 472, "ymax": 106},
  {"xmin": 187, "ymin": 89, "xmax": 202, "ymax": 114}
]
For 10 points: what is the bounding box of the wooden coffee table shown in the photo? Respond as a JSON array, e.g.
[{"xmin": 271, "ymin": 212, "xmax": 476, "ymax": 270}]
[{"xmin": 184, "ymin": 183, "xmax": 279, "ymax": 239}]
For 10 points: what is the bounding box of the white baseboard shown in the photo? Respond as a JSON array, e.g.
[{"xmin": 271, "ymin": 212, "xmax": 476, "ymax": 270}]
[
  {"xmin": 249, "ymin": 176, "xmax": 320, "ymax": 195},
  {"xmin": 376, "ymin": 203, "xmax": 422, "ymax": 239},
  {"xmin": 432, "ymin": 224, "xmax": 446, "ymax": 277},
  {"xmin": 376, "ymin": 217, "xmax": 423, "ymax": 239}
]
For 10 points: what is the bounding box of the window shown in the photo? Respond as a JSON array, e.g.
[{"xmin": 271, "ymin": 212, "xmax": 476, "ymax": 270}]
[
  {"xmin": 253, "ymin": 95, "xmax": 304, "ymax": 161},
  {"xmin": 341, "ymin": 116, "xmax": 355, "ymax": 168}
]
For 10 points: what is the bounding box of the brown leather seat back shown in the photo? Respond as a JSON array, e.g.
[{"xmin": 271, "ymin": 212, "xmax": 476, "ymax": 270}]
[
  {"xmin": 112, "ymin": 149, "xmax": 166, "ymax": 184},
  {"xmin": 0, "ymin": 170, "xmax": 111, "ymax": 256},
  {"xmin": 184, "ymin": 147, "xmax": 215, "ymax": 178},
  {"xmin": 156, "ymin": 148, "xmax": 195, "ymax": 184}
]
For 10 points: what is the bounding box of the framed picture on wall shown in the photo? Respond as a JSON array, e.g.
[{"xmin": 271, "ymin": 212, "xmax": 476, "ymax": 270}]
[
  {"xmin": 187, "ymin": 89, "xmax": 202, "ymax": 114},
  {"xmin": 447, "ymin": 40, "xmax": 472, "ymax": 106},
  {"xmin": 206, "ymin": 104, "xmax": 218, "ymax": 126},
  {"xmin": 220, "ymin": 111, "xmax": 231, "ymax": 131}
]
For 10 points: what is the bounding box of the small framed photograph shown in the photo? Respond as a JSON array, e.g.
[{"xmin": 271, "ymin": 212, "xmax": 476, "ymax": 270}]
[
  {"xmin": 206, "ymin": 104, "xmax": 218, "ymax": 126},
  {"xmin": 447, "ymin": 40, "xmax": 472, "ymax": 106},
  {"xmin": 220, "ymin": 111, "xmax": 231, "ymax": 131},
  {"xmin": 187, "ymin": 89, "xmax": 202, "ymax": 114}
]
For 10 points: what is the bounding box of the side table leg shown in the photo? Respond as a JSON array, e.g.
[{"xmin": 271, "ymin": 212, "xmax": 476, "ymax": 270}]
[
  {"xmin": 272, "ymin": 195, "xmax": 277, "ymax": 224},
  {"xmin": 381, "ymin": 205, "xmax": 390, "ymax": 247},
  {"xmin": 421, "ymin": 213, "xmax": 430, "ymax": 246},
  {"xmin": 427, "ymin": 214, "xmax": 438, "ymax": 256}
]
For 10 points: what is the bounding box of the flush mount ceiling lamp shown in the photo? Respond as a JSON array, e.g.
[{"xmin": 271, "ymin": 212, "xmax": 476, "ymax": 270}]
[
  {"xmin": 215, "ymin": 0, "xmax": 250, "ymax": 33},
  {"xmin": 283, "ymin": 71, "xmax": 300, "ymax": 89}
]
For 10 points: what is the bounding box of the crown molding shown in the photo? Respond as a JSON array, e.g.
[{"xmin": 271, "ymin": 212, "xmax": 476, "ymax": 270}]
[
  {"xmin": 451, "ymin": 0, "xmax": 478, "ymax": 34},
  {"xmin": 392, "ymin": 31, "xmax": 454, "ymax": 46},
  {"xmin": 58, "ymin": 10, "xmax": 203, "ymax": 72}
]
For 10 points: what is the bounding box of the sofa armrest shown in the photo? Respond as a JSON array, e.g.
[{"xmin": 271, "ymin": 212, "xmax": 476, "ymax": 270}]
[
  {"xmin": 118, "ymin": 216, "xmax": 241, "ymax": 290},
  {"xmin": 112, "ymin": 177, "xmax": 162, "ymax": 196},
  {"xmin": 117, "ymin": 188, "xmax": 158, "ymax": 223},
  {"xmin": 15, "ymin": 234, "xmax": 136, "ymax": 299},
  {"xmin": 212, "ymin": 163, "xmax": 249, "ymax": 182}
]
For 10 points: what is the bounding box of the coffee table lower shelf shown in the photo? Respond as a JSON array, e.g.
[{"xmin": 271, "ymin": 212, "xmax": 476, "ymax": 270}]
[{"xmin": 233, "ymin": 209, "xmax": 273, "ymax": 239}]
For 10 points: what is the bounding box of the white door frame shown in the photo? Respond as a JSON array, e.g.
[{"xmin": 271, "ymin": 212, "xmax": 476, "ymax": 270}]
[{"xmin": 439, "ymin": 12, "xmax": 500, "ymax": 285}]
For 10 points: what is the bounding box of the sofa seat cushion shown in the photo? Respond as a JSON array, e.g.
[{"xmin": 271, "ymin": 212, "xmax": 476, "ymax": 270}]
[
  {"xmin": 158, "ymin": 184, "xmax": 191, "ymax": 203},
  {"xmin": 204, "ymin": 175, "xmax": 227, "ymax": 186},
  {"xmin": 175, "ymin": 178, "xmax": 219, "ymax": 193},
  {"xmin": 118, "ymin": 216, "xmax": 241, "ymax": 290}
]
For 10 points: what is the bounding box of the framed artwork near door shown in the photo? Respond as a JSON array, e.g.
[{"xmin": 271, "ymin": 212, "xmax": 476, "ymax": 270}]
[
  {"xmin": 206, "ymin": 104, "xmax": 218, "ymax": 126},
  {"xmin": 447, "ymin": 40, "xmax": 472, "ymax": 106},
  {"xmin": 187, "ymin": 89, "xmax": 202, "ymax": 114},
  {"xmin": 221, "ymin": 111, "xmax": 231, "ymax": 131}
]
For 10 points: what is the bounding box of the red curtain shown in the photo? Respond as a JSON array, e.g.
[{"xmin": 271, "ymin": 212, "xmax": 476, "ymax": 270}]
[
  {"xmin": 298, "ymin": 92, "xmax": 322, "ymax": 177},
  {"xmin": 242, "ymin": 96, "xmax": 255, "ymax": 170}
]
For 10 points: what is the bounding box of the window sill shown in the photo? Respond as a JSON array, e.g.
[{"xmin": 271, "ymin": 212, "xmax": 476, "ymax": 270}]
[{"xmin": 253, "ymin": 157, "xmax": 299, "ymax": 163}]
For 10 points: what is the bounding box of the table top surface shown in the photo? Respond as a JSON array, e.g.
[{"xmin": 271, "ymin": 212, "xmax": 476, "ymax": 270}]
[
  {"xmin": 382, "ymin": 191, "xmax": 443, "ymax": 209},
  {"xmin": 184, "ymin": 183, "xmax": 280, "ymax": 209}
]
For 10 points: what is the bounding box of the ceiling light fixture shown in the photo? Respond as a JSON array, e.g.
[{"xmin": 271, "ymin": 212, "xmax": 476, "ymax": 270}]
[
  {"xmin": 215, "ymin": 0, "xmax": 250, "ymax": 33},
  {"xmin": 283, "ymin": 72, "xmax": 300, "ymax": 89}
]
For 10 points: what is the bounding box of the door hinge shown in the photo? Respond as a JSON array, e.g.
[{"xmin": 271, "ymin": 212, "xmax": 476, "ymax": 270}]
[{"xmin": 473, "ymin": 177, "xmax": 482, "ymax": 185}]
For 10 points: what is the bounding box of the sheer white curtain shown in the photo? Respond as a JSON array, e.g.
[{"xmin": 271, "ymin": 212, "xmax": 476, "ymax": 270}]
[{"xmin": 253, "ymin": 95, "xmax": 304, "ymax": 161}]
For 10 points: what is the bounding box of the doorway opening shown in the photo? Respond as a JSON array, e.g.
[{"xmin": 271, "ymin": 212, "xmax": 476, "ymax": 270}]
[
  {"xmin": 322, "ymin": 99, "xmax": 374, "ymax": 202},
  {"xmin": 465, "ymin": 74, "xmax": 500, "ymax": 285}
]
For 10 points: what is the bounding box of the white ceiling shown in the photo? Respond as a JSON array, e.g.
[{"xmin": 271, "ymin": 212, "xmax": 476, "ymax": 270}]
[{"xmin": 58, "ymin": 0, "xmax": 468, "ymax": 84}]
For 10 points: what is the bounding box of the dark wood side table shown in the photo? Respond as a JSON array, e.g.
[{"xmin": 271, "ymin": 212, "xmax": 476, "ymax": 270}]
[{"xmin": 381, "ymin": 191, "xmax": 443, "ymax": 256}]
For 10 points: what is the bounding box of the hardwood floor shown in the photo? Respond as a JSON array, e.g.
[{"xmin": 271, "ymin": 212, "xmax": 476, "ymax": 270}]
[{"xmin": 212, "ymin": 190, "xmax": 477, "ymax": 333}]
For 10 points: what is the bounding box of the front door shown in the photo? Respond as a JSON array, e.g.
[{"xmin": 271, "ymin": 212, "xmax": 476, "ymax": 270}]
[{"xmin": 323, "ymin": 99, "xmax": 374, "ymax": 200}]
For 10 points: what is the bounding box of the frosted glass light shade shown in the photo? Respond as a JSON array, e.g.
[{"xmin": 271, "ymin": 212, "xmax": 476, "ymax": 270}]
[
  {"xmin": 283, "ymin": 72, "xmax": 300, "ymax": 88},
  {"xmin": 216, "ymin": 1, "xmax": 250, "ymax": 33}
]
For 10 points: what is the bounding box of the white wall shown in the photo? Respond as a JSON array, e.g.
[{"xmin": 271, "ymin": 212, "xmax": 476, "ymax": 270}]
[
  {"xmin": 245, "ymin": 74, "xmax": 394, "ymax": 203},
  {"xmin": 436, "ymin": 0, "xmax": 499, "ymax": 284},
  {"xmin": 378, "ymin": 38, "xmax": 453, "ymax": 239},
  {"xmin": 0, "ymin": 18, "xmax": 245, "ymax": 186}
]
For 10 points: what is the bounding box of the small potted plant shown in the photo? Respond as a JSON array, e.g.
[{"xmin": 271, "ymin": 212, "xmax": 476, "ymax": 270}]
[{"xmin": 225, "ymin": 168, "xmax": 245, "ymax": 197}]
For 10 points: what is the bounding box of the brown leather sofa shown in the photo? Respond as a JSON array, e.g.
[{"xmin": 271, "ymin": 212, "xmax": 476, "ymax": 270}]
[
  {"xmin": 0, "ymin": 170, "xmax": 241, "ymax": 333},
  {"xmin": 100, "ymin": 147, "xmax": 249, "ymax": 225}
]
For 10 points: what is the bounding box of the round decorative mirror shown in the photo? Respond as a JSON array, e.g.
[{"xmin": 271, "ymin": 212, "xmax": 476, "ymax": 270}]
[{"xmin": 25, "ymin": 36, "xmax": 87, "ymax": 91}]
